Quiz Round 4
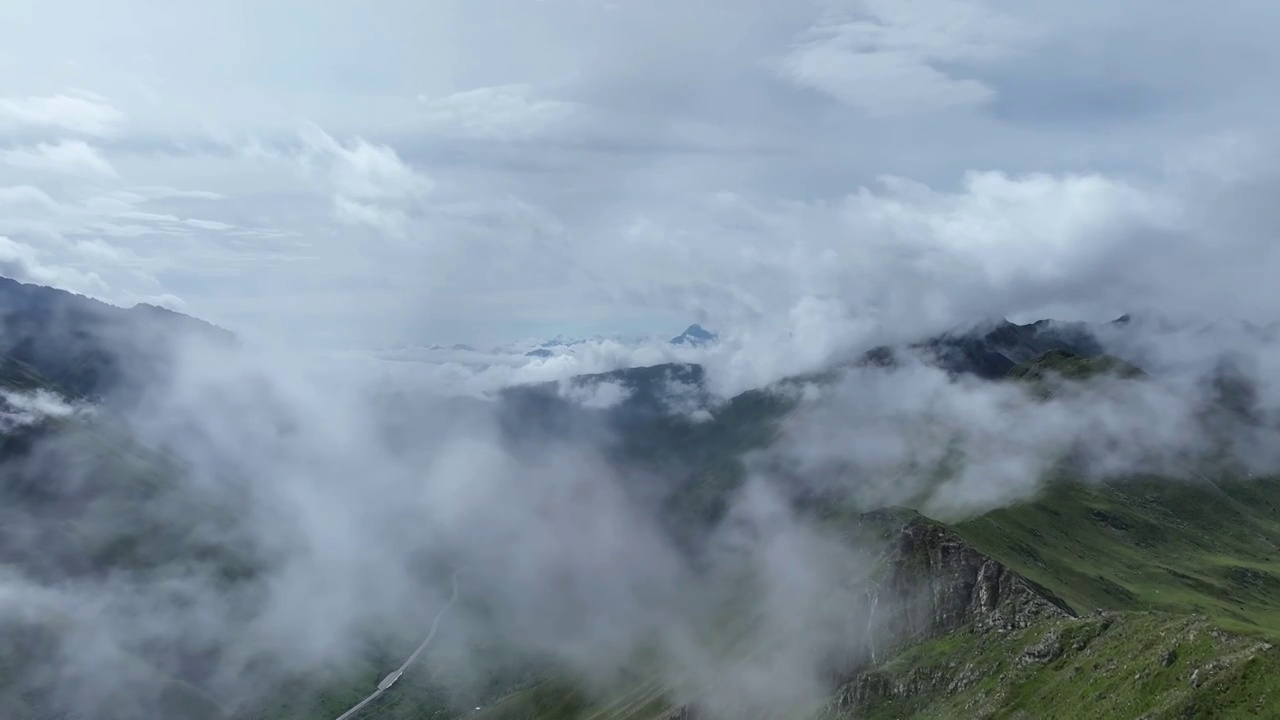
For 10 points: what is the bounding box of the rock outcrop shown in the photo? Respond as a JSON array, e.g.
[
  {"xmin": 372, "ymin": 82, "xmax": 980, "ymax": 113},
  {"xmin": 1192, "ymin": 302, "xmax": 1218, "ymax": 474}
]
[
  {"xmin": 874, "ymin": 517, "xmax": 1074, "ymax": 644},
  {"xmin": 670, "ymin": 514, "xmax": 1076, "ymax": 720}
]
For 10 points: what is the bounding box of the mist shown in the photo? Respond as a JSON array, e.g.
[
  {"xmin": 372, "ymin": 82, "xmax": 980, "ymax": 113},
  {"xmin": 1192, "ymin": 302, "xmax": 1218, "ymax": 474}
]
[
  {"xmin": 758, "ymin": 321, "xmax": 1280, "ymax": 521},
  {"xmin": 0, "ymin": 321, "xmax": 901, "ymax": 719},
  {"xmin": 3, "ymin": 296, "xmax": 1279, "ymax": 719}
]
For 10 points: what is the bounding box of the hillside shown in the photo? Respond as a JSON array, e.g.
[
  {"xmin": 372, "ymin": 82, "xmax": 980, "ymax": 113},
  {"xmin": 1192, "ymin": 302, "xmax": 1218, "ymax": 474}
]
[
  {"xmin": 427, "ymin": 350, "xmax": 1280, "ymax": 719},
  {"xmin": 3, "ymin": 278, "xmax": 1280, "ymax": 718},
  {"xmin": 438, "ymin": 470, "xmax": 1280, "ymax": 719},
  {"xmin": 0, "ymin": 277, "xmax": 233, "ymax": 402},
  {"xmin": 1006, "ymin": 349, "xmax": 1146, "ymax": 383}
]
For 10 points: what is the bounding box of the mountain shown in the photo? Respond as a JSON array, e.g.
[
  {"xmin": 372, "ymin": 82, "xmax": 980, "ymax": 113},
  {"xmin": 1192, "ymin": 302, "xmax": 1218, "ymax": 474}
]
[
  {"xmin": 0, "ymin": 276, "xmax": 233, "ymax": 402},
  {"xmin": 540, "ymin": 334, "xmax": 591, "ymax": 349},
  {"xmin": 902, "ymin": 318, "xmax": 1106, "ymax": 379},
  {"xmin": 5, "ymin": 279, "xmax": 1280, "ymax": 718},
  {"xmin": 466, "ymin": 355, "xmax": 1280, "ymax": 720},
  {"xmin": 669, "ymin": 324, "xmax": 717, "ymax": 347},
  {"xmin": 1006, "ymin": 348, "xmax": 1144, "ymax": 383}
]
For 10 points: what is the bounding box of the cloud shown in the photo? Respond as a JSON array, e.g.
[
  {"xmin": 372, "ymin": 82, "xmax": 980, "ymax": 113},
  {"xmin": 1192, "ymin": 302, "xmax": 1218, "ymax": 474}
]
[
  {"xmin": 0, "ymin": 0, "xmax": 1275, "ymax": 355},
  {"xmin": 753, "ymin": 338, "xmax": 1280, "ymax": 521},
  {"xmin": 0, "ymin": 388, "xmax": 93, "ymax": 432},
  {"xmin": 0, "ymin": 185, "xmax": 61, "ymax": 210},
  {"xmin": 0, "ymin": 168, "xmax": 275, "ymax": 319},
  {"xmin": 0, "ymin": 140, "xmax": 119, "ymax": 178},
  {"xmin": 417, "ymin": 84, "xmax": 590, "ymax": 142},
  {"xmin": 366, "ymin": 337, "xmax": 705, "ymax": 399},
  {"xmin": 296, "ymin": 124, "xmax": 431, "ymax": 200},
  {"xmin": 0, "ymin": 92, "xmax": 125, "ymax": 136},
  {"xmin": 558, "ymin": 378, "xmax": 632, "ymax": 410},
  {"xmin": 332, "ymin": 195, "xmax": 411, "ymax": 237},
  {"xmin": 5, "ymin": 265, "xmax": 1280, "ymax": 719},
  {"xmin": 0, "ymin": 327, "xmax": 896, "ymax": 716},
  {"xmin": 182, "ymin": 218, "xmax": 235, "ymax": 231},
  {"xmin": 778, "ymin": 0, "xmax": 1029, "ymax": 115},
  {"xmin": 275, "ymin": 125, "xmax": 434, "ymax": 238},
  {"xmin": 0, "ymin": 235, "xmax": 109, "ymax": 297}
]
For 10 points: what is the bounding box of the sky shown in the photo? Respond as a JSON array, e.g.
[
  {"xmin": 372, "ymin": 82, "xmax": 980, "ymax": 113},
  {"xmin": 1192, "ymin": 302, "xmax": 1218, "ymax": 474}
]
[{"xmin": 1, "ymin": 0, "xmax": 1279, "ymax": 351}]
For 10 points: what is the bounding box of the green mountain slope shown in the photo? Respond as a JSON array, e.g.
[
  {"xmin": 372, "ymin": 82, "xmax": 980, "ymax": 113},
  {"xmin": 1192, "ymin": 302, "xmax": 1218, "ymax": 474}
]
[
  {"xmin": 1006, "ymin": 349, "xmax": 1145, "ymax": 383},
  {"xmin": 448, "ymin": 352, "xmax": 1280, "ymax": 720},
  {"xmin": 832, "ymin": 611, "xmax": 1278, "ymax": 719},
  {"xmin": 489, "ymin": 476, "xmax": 1280, "ymax": 720},
  {"xmin": 6, "ymin": 303, "xmax": 1280, "ymax": 720},
  {"xmin": 954, "ymin": 475, "xmax": 1280, "ymax": 634},
  {"xmin": 824, "ymin": 469, "xmax": 1280, "ymax": 719}
]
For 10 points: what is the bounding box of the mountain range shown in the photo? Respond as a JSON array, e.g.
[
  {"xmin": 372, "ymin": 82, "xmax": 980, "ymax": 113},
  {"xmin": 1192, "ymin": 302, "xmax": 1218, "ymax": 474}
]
[{"xmin": 0, "ymin": 277, "xmax": 1278, "ymax": 719}]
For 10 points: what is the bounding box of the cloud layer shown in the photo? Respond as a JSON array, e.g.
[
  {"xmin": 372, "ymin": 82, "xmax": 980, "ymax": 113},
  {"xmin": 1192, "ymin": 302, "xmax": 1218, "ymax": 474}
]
[{"xmin": 0, "ymin": 0, "xmax": 1278, "ymax": 371}]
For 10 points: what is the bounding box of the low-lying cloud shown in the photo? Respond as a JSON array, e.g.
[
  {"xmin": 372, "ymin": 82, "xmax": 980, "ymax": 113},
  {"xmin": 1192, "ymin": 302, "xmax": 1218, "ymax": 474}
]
[
  {"xmin": 760, "ymin": 324, "xmax": 1280, "ymax": 520},
  {"xmin": 0, "ymin": 330, "xmax": 894, "ymax": 719}
]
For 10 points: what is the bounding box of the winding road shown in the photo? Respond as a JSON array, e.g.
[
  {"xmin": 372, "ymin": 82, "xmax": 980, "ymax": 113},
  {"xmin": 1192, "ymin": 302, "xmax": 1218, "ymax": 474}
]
[{"xmin": 334, "ymin": 571, "xmax": 461, "ymax": 720}]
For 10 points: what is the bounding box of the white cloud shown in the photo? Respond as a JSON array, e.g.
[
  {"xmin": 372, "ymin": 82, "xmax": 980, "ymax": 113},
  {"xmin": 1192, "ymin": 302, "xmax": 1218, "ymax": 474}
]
[
  {"xmin": 559, "ymin": 379, "xmax": 632, "ymax": 409},
  {"xmin": 332, "ymin": 195, "xmax": 411, "ymax": 237},
  {"xmin": 296, "ymin": 125, "xmax": 431, "ymax": 201},
  {"xmin": 0, "ymin": 388, "xmax": 90, "ymax": 424},
  {"xmin": 130, "ymin": 186, "xmax": 226, "ymax": 201},
  {"xmin": 0, "ymin": 140, "xmax": 118, "ymax": 178},
  {"xmin": 182, "ymin": 218, "xmax": 235, "ymax": 231},
  {"xmin": 0, "ymin": 234, "xmax": 109, "ymax": 297},
  {"xmin": 0, "ymin": 92, "xmax": 124, "ymax": 136},
  {"xmin": 593, "ymin": 170, "xmax": 1169, "ymax": 336},
  {"xmin": 0, "ymin": 0, "xmax": 1275, "ymax": 361},
  {"xmin": 418, "ymin": 85, "xmax": 589, "ymax": 142},
  {"xmin": 0, "ymin": 173, "xmax": 258, "ymax": 314},
  {"xmin": 269, "ymin": 125, "xmax": 436, "ymax": 240},
  {"xmin": 778, "ymin": 0, "xmax": 1029, "ymax": 115},
  {"xmin": 0, "ymin": 185, "xmax": 60, "ymax": 211}
]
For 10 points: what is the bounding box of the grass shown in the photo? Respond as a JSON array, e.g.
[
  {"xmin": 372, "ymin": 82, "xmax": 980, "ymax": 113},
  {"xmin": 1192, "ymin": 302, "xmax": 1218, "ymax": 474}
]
[
  {"xmin": 952, "ymin": 474, "xmax": 1280, "ymax": 636},
  {"xmin": 9, "ymin": 348, "xmax": 1280, "ymax": 718},
  {"xmin": 1006, "ymin": 350, "xmax": 1145, "ymax": 383},
  {"xmin": 842, "ymin": 611, "xmax": 1279, "ymax": 719}
]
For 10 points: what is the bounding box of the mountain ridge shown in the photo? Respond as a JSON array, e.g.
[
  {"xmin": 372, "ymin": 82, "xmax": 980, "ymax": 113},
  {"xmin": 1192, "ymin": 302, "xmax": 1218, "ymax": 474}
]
[{"xmin": 3, "ymin": 277, "xmax": 1280, "ymax": 718}]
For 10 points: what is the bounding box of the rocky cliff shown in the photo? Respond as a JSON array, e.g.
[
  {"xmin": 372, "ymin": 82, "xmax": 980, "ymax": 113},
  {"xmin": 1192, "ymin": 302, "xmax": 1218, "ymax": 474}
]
[
  {"xmin": 659, "ymin": 512, "xmax": 1076, "ymax": 720},
  {"xmin": 827, "ymin": 515, "xmax": 1079, "ymax": 717},
  {"xmin": 874, "ymin": 516, "xmax": 1075, "ymax": 644}
]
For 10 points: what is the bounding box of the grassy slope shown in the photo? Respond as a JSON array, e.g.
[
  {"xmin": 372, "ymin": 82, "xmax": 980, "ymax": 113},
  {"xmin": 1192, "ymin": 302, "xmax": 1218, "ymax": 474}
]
[
  {"xmin": 1005, "ymin": 350, "xmax": 1144, "ymax": 383},
  {"xmin": 966, "ymin": 350, "xmax": 1280, "ymax": 635},
  {"xmin": 953, "ymin": 476, "xmax": 1280, "ymax": 635},
  {"xmin": 843, "ymin": 612, "xmax": 1278, "ymax": 720},
  {"xmin": 9, "ymin": 347, "xmax": 1280, "ymax": 719},
  {"xmin": 824, "ymin": 351, "xmax": 1280, "ymax": 718},
  {"xmin": 821, "ymin": 472, "xmax": 1280, "ymax": 719},
  {"xmin": 0, "ymin": 383, "xmax": 224, "ymax": 718},
  {"xmin": 468, "ymin": 352, "xmax": 1280, "ymax": 720}
]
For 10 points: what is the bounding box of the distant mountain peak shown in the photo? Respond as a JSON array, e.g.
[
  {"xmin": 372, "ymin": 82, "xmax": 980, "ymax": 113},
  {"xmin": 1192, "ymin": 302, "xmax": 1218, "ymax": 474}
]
[
  {"xmin": 540, "ymin": 334, "xmax": 587, "ymax": 348},
  {"xmin": 670, "ymin": 324, "xmax": 717, "ymax": 347}
]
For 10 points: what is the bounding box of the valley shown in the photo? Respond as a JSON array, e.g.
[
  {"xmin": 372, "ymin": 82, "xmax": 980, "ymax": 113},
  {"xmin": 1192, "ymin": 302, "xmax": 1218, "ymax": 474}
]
[{"xmin": 0, "ymin": 279, "xmax": 1278, "ymax": 719}]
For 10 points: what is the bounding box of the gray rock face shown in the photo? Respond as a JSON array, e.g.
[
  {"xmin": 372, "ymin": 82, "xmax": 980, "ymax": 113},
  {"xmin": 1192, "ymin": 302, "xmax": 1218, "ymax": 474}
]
[
  {"xmin": 875, "ymin": 519, "xmax": 1074, "ymax": 645},
  {"xmin": 831, "ymin": 664, "xmax": 975, "ymax": 716},
  {"xmin": 679, "ymin": 515, "xmax": 1074, "ymax": 719},
  {"xmin": 1020, "ymin": 629, "xmax": 1064, "ymax": 665}
]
